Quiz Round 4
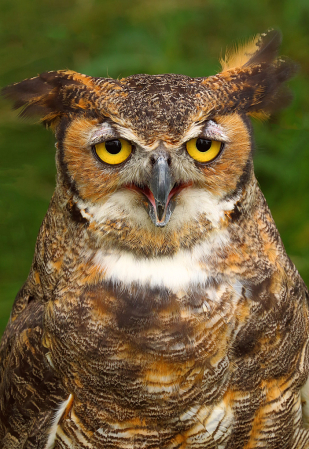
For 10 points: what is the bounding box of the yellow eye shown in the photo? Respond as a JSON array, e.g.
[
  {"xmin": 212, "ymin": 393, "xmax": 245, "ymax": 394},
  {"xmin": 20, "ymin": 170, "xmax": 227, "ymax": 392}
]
[
  {"xmin": 186, "ymin": 138, "xmax": 222, "ymax": 163},
  {"xmin": 95, "ymin": 139, "xmax": 132, "ymax": 165}
]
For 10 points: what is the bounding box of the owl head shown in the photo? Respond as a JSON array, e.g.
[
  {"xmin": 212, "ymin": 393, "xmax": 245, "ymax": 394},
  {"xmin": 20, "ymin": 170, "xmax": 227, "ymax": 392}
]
[{"xmin": 3, "ymin": 30, "xmax": 296, "ymax": 255}]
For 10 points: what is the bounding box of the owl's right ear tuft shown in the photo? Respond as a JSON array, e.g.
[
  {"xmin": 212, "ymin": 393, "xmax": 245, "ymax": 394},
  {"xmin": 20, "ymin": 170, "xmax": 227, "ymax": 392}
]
[{"xmin": 2, "ymin": 70, "xmax": 98, "ymax": 128}]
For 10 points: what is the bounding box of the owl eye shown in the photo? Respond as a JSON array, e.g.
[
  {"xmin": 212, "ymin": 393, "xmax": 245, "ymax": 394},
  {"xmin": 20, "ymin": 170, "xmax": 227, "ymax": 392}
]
[
  {"xmin": 186, "ymin": 138, "xmax": 222, "ymax": 163},
  {"xmin": 94, "ymin": 139, "xmax": 132, "ymax": 165}
]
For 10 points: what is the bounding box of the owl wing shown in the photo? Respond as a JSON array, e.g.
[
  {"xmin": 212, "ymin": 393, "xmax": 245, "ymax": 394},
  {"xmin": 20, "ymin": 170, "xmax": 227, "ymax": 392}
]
[
  {"xmin": 0, "ymin": 293, "xmax": 67, "ymax": 448},
  {"xmin": 301, "ymin": 377, "xmax": 309, "ymax": 429}
]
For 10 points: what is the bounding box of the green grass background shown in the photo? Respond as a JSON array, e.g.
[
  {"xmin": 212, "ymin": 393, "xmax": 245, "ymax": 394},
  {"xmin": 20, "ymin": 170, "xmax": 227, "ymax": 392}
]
[{"xmin": 0, "ymin": 0, "xmax": 308, "ymax": 336}]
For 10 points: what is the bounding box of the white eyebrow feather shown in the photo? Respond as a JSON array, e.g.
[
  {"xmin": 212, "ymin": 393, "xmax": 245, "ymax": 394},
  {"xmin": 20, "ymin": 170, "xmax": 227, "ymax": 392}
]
[
  {"xmin": 202, "ymin": 120, "xmax": 230, "ymax": 142},
  {"xmin": 89, "ymin": 119, "xmax": 229, "ymax": 151},
  {"xmin": 90, "ymin": 122, "xmax": 118, "ymax": 144}
]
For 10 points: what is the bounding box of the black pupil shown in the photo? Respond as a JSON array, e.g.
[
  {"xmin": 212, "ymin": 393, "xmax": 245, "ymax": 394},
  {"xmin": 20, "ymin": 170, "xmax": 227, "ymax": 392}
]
[
  {"xmin": 105, "ymin": 140, "xmax": 122, "ymax": 154},
  {"xmin": 196, "ymin": 138, "xmax": 212, "ymax": 152}
]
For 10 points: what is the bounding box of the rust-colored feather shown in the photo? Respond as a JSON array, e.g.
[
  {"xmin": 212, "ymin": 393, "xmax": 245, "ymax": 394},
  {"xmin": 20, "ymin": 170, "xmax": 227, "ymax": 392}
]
[
  {"xmin": 218, "ymin": 30, "xmax": 298, "ymax": 118},
  {"xmin": 1, "ymin": 31, "xmax": 308, "ymax": 449},
  {"xmin": 2, "ymin": 70, "xmax": 100, "ymax": 127}
]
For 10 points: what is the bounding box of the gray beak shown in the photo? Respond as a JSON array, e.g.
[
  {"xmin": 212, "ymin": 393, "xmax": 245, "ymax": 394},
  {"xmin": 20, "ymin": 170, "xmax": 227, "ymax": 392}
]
[{"xmin": 148, "ymin": 155, "xmax": 175, "ymax": 227}]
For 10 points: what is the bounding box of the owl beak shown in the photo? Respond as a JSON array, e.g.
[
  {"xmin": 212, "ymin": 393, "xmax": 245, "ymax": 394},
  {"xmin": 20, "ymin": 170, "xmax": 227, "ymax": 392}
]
[
  {"xmin": 148, "ymin": 155, "xmax": 175, "ymax": 227},
  {"xmin": 126, "ymin": 155, "xmax": 191, "ymax": 227}
]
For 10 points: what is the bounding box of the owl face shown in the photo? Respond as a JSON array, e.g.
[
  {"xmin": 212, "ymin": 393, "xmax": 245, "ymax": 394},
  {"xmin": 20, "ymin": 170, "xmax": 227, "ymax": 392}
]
[
  {"xmin": 3, "ymin": 30, "xmax": 296, "ymax": 254},
  {"xmin": 61, "ymin": 104, "xmax": 252, "ymax": 234}
]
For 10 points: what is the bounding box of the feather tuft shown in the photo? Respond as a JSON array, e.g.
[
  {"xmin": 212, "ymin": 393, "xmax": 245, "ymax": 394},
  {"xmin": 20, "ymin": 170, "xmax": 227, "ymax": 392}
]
[
  {"xmin": 220, "ymin": 30, "xmax": 282, "ymax": 72},
  {"xmin": 220, "ymin": 35, "xmax": 260, "ymax": 72},
  {"xmin": 1, "ymin": 70, "xmax": 97, "ymax": 128},
  {"xmin": 218, "ymin": 30, "xmax": 298, "ymax": 117}
]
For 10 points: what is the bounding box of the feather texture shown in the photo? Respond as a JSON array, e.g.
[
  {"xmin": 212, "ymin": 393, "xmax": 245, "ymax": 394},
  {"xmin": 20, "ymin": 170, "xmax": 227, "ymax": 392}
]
[{"xmin": 1, "ymin": 31, "xmax": 308, "ymax": 449}]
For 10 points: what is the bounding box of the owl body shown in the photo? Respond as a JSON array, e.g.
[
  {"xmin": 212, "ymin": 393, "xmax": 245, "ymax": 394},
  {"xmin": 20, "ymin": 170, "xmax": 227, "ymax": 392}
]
[{"xmin": 1, "ymin": 31, "xmax": 309, "ymax": 449}]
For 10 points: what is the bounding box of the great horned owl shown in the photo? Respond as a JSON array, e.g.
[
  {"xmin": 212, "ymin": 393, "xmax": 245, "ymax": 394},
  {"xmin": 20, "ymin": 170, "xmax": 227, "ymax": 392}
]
[{"xmin": 1, "ymin": 30, "xmax": 309, "ymax": 449}]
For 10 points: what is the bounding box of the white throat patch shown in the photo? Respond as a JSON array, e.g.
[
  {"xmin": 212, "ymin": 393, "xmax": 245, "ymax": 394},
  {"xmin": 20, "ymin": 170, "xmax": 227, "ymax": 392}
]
[
  {"xmin": 77, "ymin": 186, "xmax": 239, "ymax": 232},
  {"xmin": 79, "ymin": 186, "xmax": 239, "ymax": 291},
  {"xmin": 92, "ymin": 230, "xmax": 230, "ymax": 292}
]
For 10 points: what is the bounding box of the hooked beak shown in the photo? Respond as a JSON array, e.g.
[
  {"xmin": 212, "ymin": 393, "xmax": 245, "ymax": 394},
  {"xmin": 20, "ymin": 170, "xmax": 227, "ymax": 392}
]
[
  {"xmin": 126, "ymin": 156, "xmax": 192, "ymax": 227},
  {"xmin": 148, "ymin": 156, "xmax": 174, "ymax": 227}
]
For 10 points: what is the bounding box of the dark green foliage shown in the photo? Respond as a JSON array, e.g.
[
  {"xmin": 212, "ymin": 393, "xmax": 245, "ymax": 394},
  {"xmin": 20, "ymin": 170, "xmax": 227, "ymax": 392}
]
[{"xmin": 0, "ymin": 0, "xmax": 308, "ymax": 336}]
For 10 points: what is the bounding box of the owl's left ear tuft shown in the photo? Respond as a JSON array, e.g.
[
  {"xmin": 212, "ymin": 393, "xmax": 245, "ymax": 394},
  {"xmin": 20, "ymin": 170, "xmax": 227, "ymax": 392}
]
[
  {"xmin": 2, "ymin": 70, "xmax": 98, "ymax": 128},
  {"xmin": 220, "ymin": 30, "xmax": 282, "ymax": 72},
  {"xmin": 219, "ymin": 30, "xmax": 298, "ymax": 117}
]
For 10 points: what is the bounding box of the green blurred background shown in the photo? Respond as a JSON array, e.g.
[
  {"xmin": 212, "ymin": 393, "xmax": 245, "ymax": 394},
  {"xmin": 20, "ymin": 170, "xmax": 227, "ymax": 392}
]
[{"xmin": 0, "ymin": 0, "xmax": 308, "ymax": 336}]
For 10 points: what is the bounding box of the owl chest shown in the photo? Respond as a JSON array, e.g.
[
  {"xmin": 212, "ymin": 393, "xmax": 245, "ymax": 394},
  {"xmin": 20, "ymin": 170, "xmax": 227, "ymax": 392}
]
[
  {"xmin": 41, "ymin": 249, "xmax": 309, "ymax": 448},
  {"xmin": 44, "ymin": 275, "xmax": 252, "ymax": 449},
  {"xmin": 44, "ymin": 267, "xmax": 246, "ymax": 415}
]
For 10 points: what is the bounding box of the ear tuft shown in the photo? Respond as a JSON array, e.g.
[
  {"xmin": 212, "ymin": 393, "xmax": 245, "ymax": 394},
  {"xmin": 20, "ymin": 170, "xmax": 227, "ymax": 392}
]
[
  {"xmin": 218, "ymin": 30, "xmax": 298, "ymax": 117},
  {"xmin": 220, "ymin": 30, "xmax": 282, "ymax": 72},
  {"xmin": 220, "ymin": 35, "xmax": 260, "ymax": 72},
  {"xmin": 2, "ymin": 70, "xmax": 97, "ymax": 128}
]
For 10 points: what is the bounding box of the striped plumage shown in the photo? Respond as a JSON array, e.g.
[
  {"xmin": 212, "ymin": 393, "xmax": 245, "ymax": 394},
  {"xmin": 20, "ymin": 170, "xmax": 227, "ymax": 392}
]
[{"xmin": 1, "ymin": 30, "xmax": 309, "ymax": 449}]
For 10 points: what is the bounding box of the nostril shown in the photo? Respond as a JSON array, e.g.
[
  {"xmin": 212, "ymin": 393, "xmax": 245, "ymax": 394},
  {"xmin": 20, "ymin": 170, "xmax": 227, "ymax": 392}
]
[{"xmin": 150, "ymin": 155, "xmax": 171, "ymax": 166}]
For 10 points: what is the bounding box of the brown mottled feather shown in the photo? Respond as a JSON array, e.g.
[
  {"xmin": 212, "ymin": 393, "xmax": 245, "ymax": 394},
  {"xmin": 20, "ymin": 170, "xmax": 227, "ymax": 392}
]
[
  {"xmin": 0, "ymin": 299, "xmax": 67, "ymax": 447},
  {"xmin": 1, "ymin": 30, "xmax": 308, "ymax": 449}
]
